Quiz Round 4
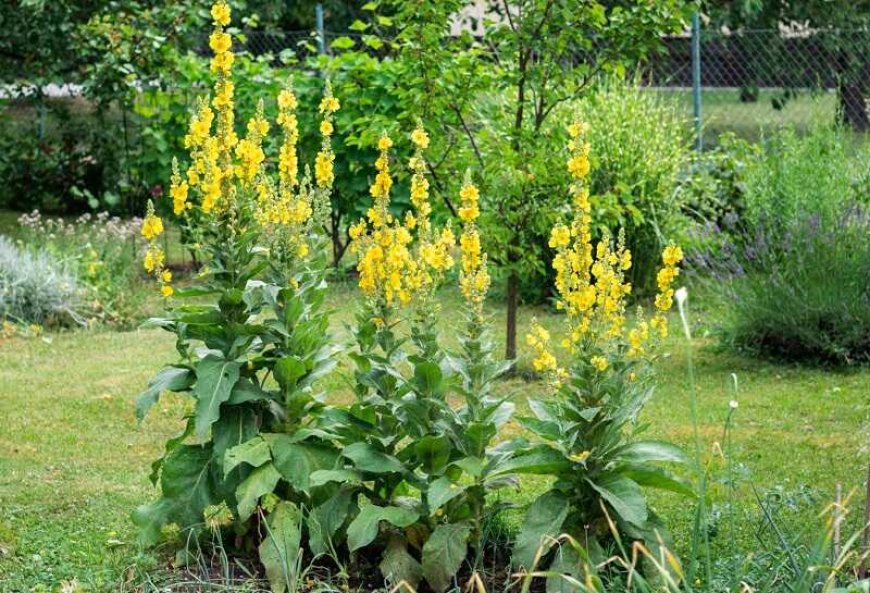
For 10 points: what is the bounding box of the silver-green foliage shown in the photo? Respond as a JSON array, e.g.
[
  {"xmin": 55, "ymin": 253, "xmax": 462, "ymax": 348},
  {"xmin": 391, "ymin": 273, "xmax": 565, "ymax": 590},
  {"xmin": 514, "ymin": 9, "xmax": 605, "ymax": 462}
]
[{"xmin": 0, "ymin": 235, "xmax": 78, "ymax": 324}]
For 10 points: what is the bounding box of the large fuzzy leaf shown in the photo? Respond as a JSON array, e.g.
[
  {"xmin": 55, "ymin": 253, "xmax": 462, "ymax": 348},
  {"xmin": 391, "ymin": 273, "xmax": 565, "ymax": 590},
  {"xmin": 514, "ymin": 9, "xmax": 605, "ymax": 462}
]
[
  {"xmin": 259, "ymin": 502, "xmax": 302, "ymax": 593},
  {"xmin": 309, "ymin": 488, "xmax": 356, "ymax": 557},
  {"xmin": 492, "ymin": 445, "xmax": 571, "ymax": 476},
  {"xmin": 342, "ymin": 442, "xmax": 405, "ymax": 474},
  {"xmin": 587, "ymin": 475, "xmax": 648, "ymax": 527},
  {"xmin": 193, "ymin": 356, "xmax": 241, "ymax": 437},
  {"xmin": 136, "ymin": 366, "xmax": 194, "ymax": 421},
  {"xmin": 266, "ymin": 434, "xmax": 339, "ymax": 493},
  {"xmin": 617, "ymin": 441, "xmax": 687, "ymax": 464},
  {"xmin": 380, "ymin": 536, "xmax": 423, "ymax": 589},
  {"xmin": 428, "ymin": 476, "xmax": 465, "ymax": 514},
  {"xmin": 513, "ymin": 491, "xmax": 570, "ymax": 569},
  {"xmin": 621, "ymin": 465, "xmax": 695, "ymax": 498},
  {"xmin": 224, "ymin": 436, "xmax": 272, "ymax": 475},
  {"xmin": 346, "ymin": 504, "xmax": 419, "ymax": 552},
  {"xmin": 236, "ymin": 463, "xmax": 282, "ymax": 521},
  {"xmin": 421, "ymin": 522, "xmax": 472, "ymax": 593},
  {"xmin": 132, "ymin": 443, "xmax": 220, "ymax": 545}
]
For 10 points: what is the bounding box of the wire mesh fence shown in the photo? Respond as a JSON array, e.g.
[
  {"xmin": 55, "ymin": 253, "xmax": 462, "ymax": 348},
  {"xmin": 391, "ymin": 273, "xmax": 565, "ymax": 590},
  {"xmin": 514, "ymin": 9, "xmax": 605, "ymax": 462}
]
[{"xmin": 641, "ymin": 28, "xmax": 870, "ymax": 145}]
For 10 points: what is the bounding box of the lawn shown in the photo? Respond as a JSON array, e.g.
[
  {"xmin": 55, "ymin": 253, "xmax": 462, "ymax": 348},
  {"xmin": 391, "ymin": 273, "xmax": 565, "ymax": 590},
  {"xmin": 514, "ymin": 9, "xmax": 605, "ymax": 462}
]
[
  {"xmin": 649, "ymin": 87, "xmax": 839, "ymax": 145},
  {"xmin": 1, "ymin": 288, "xmax": 867, "ymax": 591}
]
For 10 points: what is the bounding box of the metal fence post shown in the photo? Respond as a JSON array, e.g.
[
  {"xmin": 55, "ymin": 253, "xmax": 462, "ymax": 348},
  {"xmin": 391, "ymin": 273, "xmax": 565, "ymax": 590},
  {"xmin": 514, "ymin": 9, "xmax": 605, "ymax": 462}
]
[
  {"xmin": 691, "ymin": 11, "xmax": 703, "ymax": 151},
  {"xmin": 316, "ymin": 3, "xmax": 326, "ymax": 55}
]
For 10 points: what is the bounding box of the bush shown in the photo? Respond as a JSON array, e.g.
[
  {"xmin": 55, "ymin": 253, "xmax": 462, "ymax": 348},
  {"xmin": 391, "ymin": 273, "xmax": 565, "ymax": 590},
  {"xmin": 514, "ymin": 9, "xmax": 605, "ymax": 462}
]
[
  {"xmin": 0, "ymin": 235, "xmax": 78, "ymax": 325},
  {"xmin": 688, "ymin": 127, "xmax": 870, "ymax": 365},
  {"xmin": 15, "ymin": 210, "xmax": 144, "ymax": 323}
]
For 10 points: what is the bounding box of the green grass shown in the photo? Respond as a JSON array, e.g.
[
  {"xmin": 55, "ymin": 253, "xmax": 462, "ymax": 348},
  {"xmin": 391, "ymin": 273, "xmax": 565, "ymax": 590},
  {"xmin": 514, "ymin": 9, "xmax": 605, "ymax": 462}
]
[
  {"xmin": 0, "ymin": 286, "xmax": 867, "ymax": 591},
  {"xmin": 649, "ymin": 88, "xmax": 841, "ymax": 145}
]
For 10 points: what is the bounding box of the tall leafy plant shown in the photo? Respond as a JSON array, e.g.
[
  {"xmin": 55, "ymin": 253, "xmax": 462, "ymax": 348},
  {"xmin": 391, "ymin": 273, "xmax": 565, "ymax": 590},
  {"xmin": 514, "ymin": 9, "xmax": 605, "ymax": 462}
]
[
  {"xmin": 132, "ymin": 6, "xmax": 343, "ymax": 588},
  {"xmin": 509, "ymin": 120, "xmax": 691, "ymax": 582}
]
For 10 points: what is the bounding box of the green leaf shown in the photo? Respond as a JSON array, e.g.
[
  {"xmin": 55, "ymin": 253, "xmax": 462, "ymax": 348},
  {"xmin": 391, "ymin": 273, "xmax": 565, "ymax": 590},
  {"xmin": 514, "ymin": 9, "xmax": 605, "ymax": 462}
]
[
  {"xmin": 259, "ymin": 502, "xmax": 302, "ymax": 593},
  {"xmin": 228, "ymin": 377, "xmax": 271, "ymax": 404},
  {"xmin": 133, "ymin": 444, "xmax": 219, "ymax": 545},
  {"xmin": 492, "ymin": 445, "xmax": 571, "ymax": 476},
  {"xmin": 267, "ymin": 435, "xmax": 339, "ymax": 493},
  {"xmin": 274, "ymin": 357, "xmax": 306, "ymax": 393},
  {"xmin": 622, "ymin": 465, "xmax": 695, "ymax": 498},
  {"xmin": 309, "ymin": 469, "xmax": 364, "ymax": 488},
  {"xmin": 342, "ymin": 442, "xmax": 405, "ymax": 474},
  {"xmin": 422, "ymin": 523, "xmax": 471, "ymax": 593},
  {"xmin": 330, "ymin": 36, "xmax": 356, "ymax": 50},
  {"xmin": 587, "ymin": 475, "xmax": 648, "ymax": 527},
  {"xmin": 193, "ymin": 356, "xmax": 241, "ymax": 437},
  {"xmin": 415, "ymin": 435, "xmax": 450, "ymax": 475},
  {"xmin": 309, "ymin": 488, "xmax": 356, "ymax": 557},
  {"xmin": 136, "ymin": 366, "xmax": 193, "ymax": 421},
  {"xmin": 428, "ymin": 477, "xmax": 465, "ymax": 514},
  {"xmin": 618, "ymin": 441, "xmax": 687, "ymax": 464},
  {"xmin": 513, "ymin": 491, "xmax": 569, "ymax": 569},
  {"xmin": 346, "ymin": 505, "xmax": 419, "ymax": 552},
  {"xmin": 224, "ymin": 436, "xmax": 271, "ymax": 475},
  {"xmin": 411, "ymin": 361, "xmax": 443, "ymax": 397},
  {"xmin": 349, "ymin": 19, "xmax": 368, "ymax": 32},
  {"xmin": 380, "ymin": 535, "xmax": 423, "ymax": 588},
  {"xmin": 236, "ymin": 463, "xmax": 282, "ymax": 521}
]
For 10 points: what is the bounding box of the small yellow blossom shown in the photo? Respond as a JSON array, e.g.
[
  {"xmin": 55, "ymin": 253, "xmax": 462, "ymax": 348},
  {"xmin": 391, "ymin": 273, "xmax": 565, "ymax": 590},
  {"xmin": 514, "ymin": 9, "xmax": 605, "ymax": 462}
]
[{"xmin": 210, "ymin": 2, "xmax": 231, "ymax": 26}]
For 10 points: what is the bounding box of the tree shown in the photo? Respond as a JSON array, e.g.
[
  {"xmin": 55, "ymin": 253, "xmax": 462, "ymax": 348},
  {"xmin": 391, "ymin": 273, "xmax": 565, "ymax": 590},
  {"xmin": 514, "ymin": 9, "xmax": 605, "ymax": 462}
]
[
  {"xmin": 372, "ymin": 0, "xmax": 687, "ymax": 359},
  {"xmin": 704, "ymin": 0, "xmax": 870, "ymax": 130}
]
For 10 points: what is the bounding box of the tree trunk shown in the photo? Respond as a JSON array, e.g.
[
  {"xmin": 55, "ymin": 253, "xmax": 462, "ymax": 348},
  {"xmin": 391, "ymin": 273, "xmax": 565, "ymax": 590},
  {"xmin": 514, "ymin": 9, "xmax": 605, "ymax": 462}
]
[
  {"xmin": 505, "ymin": 272, "xmax": 519, "ymax": 360},
  {"xmin": 838, "ymin": 81, "xmax": 869, "ymax": 131}
]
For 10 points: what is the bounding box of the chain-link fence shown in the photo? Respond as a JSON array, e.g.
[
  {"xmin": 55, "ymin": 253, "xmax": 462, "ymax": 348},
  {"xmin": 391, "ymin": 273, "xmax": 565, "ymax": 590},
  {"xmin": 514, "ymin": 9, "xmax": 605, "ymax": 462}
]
[{"xmin": 641, "ymin": 28, "xmax": 870, "ymax": 146}]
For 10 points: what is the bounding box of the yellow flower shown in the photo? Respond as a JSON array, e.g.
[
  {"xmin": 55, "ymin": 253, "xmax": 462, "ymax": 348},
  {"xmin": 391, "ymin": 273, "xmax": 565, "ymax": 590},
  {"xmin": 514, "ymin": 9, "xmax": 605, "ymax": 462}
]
[
  {"xmin": 662, "ymin": 244, "xmax": 684, "ymax": 267},
  {"xmin": 320, "ymin": 120, "xmax": 334, "ymax": 136},
  {"xmin": 349, "ymin": 220, "xmax": 367, "ymax": 240},
  {"xmin": 161, "ymin": 269, "xmax": 173, "ymax": 283},
  {"xmin": 278, "ymin": 89, "xmax": 298, "ymax": 110},
  {"xmin": 459, "ymin": 184, "xmax": 479, "ymax": 202},
  {"xmin": 548, "ymin": 224, "xmax": 571, "ymax": 249},
  {"xmin": 410, "ymin": 127, "xmax": 430, "ymax": 149},
  {"xmin": 590, "ymin": 356, "xmax": 608, "ymax": 372},
  {"xmin": 569, "ymin": 450, "xmax": 591, "ymax": 463},
  {"xmin": 210, "ymin": 2, "xmax": 231, "ymax": 26},
  {"xmin": 209, "ymin": 31, "xmax": 232, "ymax": 54},
  {"xmin": 319, "ymin": 95, "xmax": 340, "ymax": 114},
  {"xmin": 161, "ymin": 285, "xmax": 174, "ymax": 298},
  {"xmin": 141, "ymin": 213, "xmax": 164, "ymax": 240},
  {"xmin": 210, "ymin": 51, "xmax": 234, "ymax": 74},
  {"xmin": 567, "ymin": 154, "xmax": 590, "ymax": 179},
  {"xmin": 458, "ymin": 204, "xmax": 479, "ymax": 223},
  {"xmin": 377, "ymin": 135, "xmax": 393, "ymax": 151}
]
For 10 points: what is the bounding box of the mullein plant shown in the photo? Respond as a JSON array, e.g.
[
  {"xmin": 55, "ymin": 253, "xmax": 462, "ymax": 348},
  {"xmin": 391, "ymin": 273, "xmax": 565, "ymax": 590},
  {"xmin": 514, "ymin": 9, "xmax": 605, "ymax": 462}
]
[
  {"xmin": 508, "ymin": 120, "xmax": 691, "ymax": 581},
  {"xmin": 133, "ymin": 4, "xmax": 345, "ymax": 587},
  {"xmin": 307, "ymin": 128, "xmax": 515, "ymax": 592}
]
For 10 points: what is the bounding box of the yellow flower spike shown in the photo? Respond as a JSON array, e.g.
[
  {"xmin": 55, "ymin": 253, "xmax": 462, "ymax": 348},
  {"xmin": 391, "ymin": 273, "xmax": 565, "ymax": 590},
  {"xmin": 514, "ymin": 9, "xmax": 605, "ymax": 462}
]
[
  {"xmin": 315, "ymin": 82, "xmax": 338, "ymax": 190},
  {"xmin": 457, "ymin": 172, "xmax": 489, "ymax": 313}
]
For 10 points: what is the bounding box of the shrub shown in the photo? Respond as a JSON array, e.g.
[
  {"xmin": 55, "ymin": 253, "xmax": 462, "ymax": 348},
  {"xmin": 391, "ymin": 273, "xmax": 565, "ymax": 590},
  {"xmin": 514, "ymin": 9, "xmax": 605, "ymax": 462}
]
[
  {"xmin": 688, "ymin": 127, "xmax": 870, "ymax": 365},
  {"xmin": 16, "ymin": 210, "xmax": 144, "ymax": 323},
  {"xmin": 0, "ymin": 235, "xmax": 78, "ymax": 325}
]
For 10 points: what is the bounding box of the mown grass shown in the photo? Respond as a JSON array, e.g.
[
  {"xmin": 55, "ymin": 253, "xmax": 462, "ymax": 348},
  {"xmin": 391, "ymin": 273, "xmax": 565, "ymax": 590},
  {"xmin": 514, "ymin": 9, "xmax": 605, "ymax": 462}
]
[{"xmin": 1, "ymin": 284, "xmax": 867, "ymax": 591}]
